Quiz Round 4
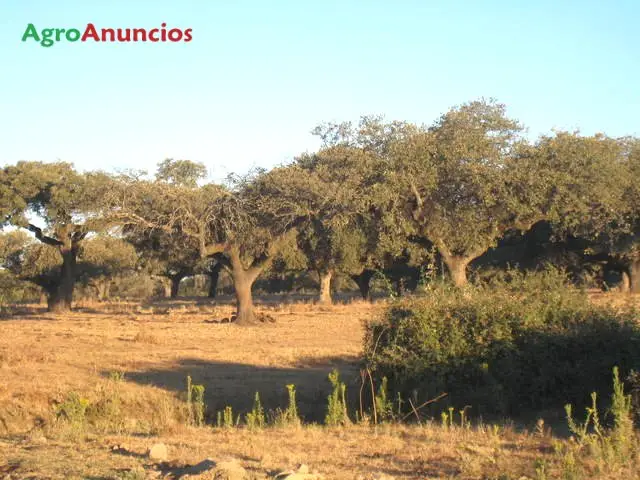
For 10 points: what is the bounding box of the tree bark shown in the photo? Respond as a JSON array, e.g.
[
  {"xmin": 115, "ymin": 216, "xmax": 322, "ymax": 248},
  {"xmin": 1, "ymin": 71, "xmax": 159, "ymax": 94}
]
[
  {"xmin": 28, "ymin": 224, "xmax": 84, "ymax": 313},
  {"xmin": 47, "ymin": 288, "xmax": 71, "ymax": 312},
  {"xmin": 318, "ymin": 270, "xmax": 333, "ymax": 305},
  {"xmin": 433, "ymin": 238, "xmax": 484, "ymax": 288},
  {"xmin": 93, "ymin": 278, "xmax": 111, "ymax": 301},
  {"xmin": 351, "ymin": 270, "xmax": 374, "ymax": 300},
  {"xmin": 233, "ymin": 269, "xmax": 256, "ymax": 324},
  {"xmin": 220, "ymin": 235, "xmax": 290, "ymax": 325},
  {"xmin": 620, "ymin": 271, "xmax": 630, "ymax": 293},
  {"xmin": 162, "ymin": 280, "xmax": 172, "ymax": 298},
  {"xmin": 170, "ymin": 274, "xmax": 184, "ymax": 298},
  {"xmin": 207, "ymin": 263, "xmax": 223, "ymax": 298},
  {"xmin": 47, "ymin": 247, "xmax": 76, "ymax": 312},
  {"xmin": 227, "ymin": 247, "xmax": 265, "ymax": 326},
  {"xmin": 628, "ymin": 258, "xmax": 640, "ymax": 294},
  {"xmin": 444, "ymin": 256, "xmax": 471, "ymax": 287}
]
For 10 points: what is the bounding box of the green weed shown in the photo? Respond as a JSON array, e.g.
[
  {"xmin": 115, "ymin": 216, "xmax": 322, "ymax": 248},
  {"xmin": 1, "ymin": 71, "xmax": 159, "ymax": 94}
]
[{"xmin": 325, "ymin": 369, "xmax": 350, "ymax": 426}]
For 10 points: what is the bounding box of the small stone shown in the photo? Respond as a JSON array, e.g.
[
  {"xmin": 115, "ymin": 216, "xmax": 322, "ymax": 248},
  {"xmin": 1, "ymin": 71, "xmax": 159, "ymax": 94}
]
[
  {"xmin": 214, "ymin": 459, "xmax": 248, "ymax": 480},
  {"xmin": 296, "ymin": 465, "xmax": 309, "ymax": 474},
  {"xmin": 274, "ymin": 472, "xmax": 323, "ymax": 480},
  {"xmin": 148, "ymin": 443, "xmax": 168, "ymax": 461},
  {"xmin": 31, "ymin": 435, "xmax": 47, "ymax": 445}
]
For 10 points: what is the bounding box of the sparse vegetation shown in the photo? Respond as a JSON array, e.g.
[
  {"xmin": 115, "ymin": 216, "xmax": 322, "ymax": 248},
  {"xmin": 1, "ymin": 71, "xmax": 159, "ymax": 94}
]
[
  {"xmin": 273, "ymin": 384, "xmax": 301, "ymax": 427},
  {"xmin": 374, "ymin": 376, "xmax": 394, "ymax": 423},
  {"xmin": 55, "ymin": 392, "xmax": 90, "ymax": 428},
  {"xmin": 0, "ymin": 298, "xmax": 639, "ymax": 478},
  {"xmin": 325, "ymin": 369, "xmax": 350, "ymax": 426},
  {"xmin": 184, "ymin": 375, "xmax": 206, "ymax": 427},
  {"xmin": 245, "ymin": 392, "xmax": 266, "ymax": 430}
]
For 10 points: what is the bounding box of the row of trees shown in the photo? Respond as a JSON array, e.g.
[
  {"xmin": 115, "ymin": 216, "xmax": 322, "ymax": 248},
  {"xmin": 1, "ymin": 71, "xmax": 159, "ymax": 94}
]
[{"xmin": 1, "ymin": 100, "xmax": 639, "ymax": 323}]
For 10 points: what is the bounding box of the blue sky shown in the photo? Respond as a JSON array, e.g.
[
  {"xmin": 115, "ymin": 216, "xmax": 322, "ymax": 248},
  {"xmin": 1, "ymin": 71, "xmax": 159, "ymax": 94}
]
[{"xmin": 0, "ymin": 1, "xmax": 638, "ymax": 181}]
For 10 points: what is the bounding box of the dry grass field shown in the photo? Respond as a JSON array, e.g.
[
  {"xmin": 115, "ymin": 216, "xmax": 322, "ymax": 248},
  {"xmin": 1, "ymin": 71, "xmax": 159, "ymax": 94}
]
[{"xmin": 0, "ymin": 294, "xmax": 639, "ymax": 479}]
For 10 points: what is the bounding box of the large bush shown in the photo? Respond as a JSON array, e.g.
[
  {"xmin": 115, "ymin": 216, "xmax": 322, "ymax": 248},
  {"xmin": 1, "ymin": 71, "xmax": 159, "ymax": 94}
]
[{"xmin": 365, "ymin": 269, "xmax": 640, "ymax": 418}]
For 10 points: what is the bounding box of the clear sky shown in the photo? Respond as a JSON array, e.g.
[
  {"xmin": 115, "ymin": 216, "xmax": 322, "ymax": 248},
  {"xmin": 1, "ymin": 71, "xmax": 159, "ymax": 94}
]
[{"xmin": 0, "ymin": 1, "xmax": 638, "ymax": 181}]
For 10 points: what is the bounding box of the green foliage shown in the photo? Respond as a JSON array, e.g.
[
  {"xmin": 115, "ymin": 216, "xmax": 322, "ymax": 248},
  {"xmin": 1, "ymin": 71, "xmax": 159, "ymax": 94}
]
[
  {"xmin": 55, "ymin": 392, "xmax": 90, "ymax": 427},
  {"xmin": 372, "ymin": 269, "xmax": 398, "ymax": 299},
  {"xmin": 325, "ymin": 370, "xmax": 350, "ymax": 426},
  {"xmin": 365, "ymin": 269, "xmax": 640, "ymax": 416},
  {"xmin": 191, "ymin": 385, "xmax": 205, "ymax": 427},
  {"xmin": 155, "ymin": 158, "xmax": 207, "ymax": 187},
  {"xmin": 116, "ymin": 469, "xmax": 146, "ymax": 480},
  {"xmin": 561, "ymin": 368, "xmax": 637, "ymax": 477},
  {"xmin": 89, "ymin": 373, "xmax": 126, "ymax": 433},
  {"xmin": 0, "ymin": 230, "xmax": 61, "ymax": 289},
  {"xmin": 396, "ymin": 99, "xmax": 536, "ymax": 285},
  {"xmin": 0, "ymin": 269, "xmax": 41, "ymax": 304},
  {"xmin": 79, "ymin": 236, "xmax": 138, "ymax": 299},
  {"xmin": 246, "ymin": 392, "xmax": 265, "ymax": 430},
  {"xmin": 184, "ymin": 376, "xmax": 206, "ymax": 427},
  {"xmin": 217, "ymin": 406, "xmax": 235, "ymax": 428},
  {"xmin": 374, "ymin": 377, "xmax": 393, "ymax": 423},
  {"xmin": 274, "ymin": 384, "xmax": 301, "ymax": 427}
]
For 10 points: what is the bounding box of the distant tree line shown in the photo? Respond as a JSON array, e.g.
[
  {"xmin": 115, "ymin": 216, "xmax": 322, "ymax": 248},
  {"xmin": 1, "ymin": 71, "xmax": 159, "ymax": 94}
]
[{"xmin": 1, "ymin": 99, "xmax": 639, "ymax": 323}]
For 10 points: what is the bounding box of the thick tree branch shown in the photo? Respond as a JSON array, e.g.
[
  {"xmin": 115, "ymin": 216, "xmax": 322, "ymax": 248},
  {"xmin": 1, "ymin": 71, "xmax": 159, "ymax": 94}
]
[
  {"xmin": 203, "ymin": 242, "xmax": 227, "ymax": 258},
  {"xmin": 28, "ymin": 224, "xmax": 64, "ymax": 247},
  {"xmin": 410, "ymin": 181, "xmax": 424, "ymax": 209}
]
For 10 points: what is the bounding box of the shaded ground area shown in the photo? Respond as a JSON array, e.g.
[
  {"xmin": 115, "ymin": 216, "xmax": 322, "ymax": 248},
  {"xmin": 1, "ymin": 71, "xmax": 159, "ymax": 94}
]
[
  {"xmin": 0, "ymin": 300, "xmax": 372, "ymax": 434},
  {"xmin": 125, "ymin": 357, "xmax": 360, "ymax": 423}
]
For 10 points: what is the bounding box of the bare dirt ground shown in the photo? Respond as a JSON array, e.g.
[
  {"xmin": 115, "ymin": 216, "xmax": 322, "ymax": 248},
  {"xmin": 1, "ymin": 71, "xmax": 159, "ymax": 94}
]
[{"xmin": 0, "ymin": 294, "xmax": 637, "ymax": 479}]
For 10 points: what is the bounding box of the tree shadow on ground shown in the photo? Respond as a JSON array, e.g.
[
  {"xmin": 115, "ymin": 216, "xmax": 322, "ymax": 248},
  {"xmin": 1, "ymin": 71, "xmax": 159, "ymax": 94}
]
[{"xmin": 122, "ymin": 355, "xmax": 362, "ymax": 423}]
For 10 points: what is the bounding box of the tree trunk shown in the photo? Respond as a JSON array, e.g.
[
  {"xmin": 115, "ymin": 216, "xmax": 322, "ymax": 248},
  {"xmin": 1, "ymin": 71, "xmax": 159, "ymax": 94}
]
[
  {"xmin": 318, "ymin": 270, "xmax": 333, "ymax": 305},
  {"xmin": 226, "ymin": 247, "xmax": 268, "ymax": 326},
  {"xmin": 628, "ymin": 259, "xmax": 640, "ymax": 294},
  {"xmin": 47, "ymin": 248, "xmax": 76, "ymax": 313},
  {"xmin": 351, "ymin": 270, "xmax": 374, "ymax": 300},
  {"xmin": 620, "ymin": 271, "xmax": 630, "ymax": 293},
  {"xmin": 170, "ymin": 275, "xmax": 183, "ymax": 298},
  {"xmin": 162, "ymin": 280, "xmax": 172, "ymax": 298},
  {"xmin": 47, "ymin": 289, "xmax": 72, "ymax": 312},
  {"xmin": 94, "ymin": 279, "xmax": 111, "ymax": 301},
  {"xmin": 443, "ymin": 256, "xmax": 471, "ymax": 287},
  {"xmin": 207, "ymin": 263, "xmax": 223, "ymax": 298},
  {"xmin": 233, "ymin": 270, "xmax": 256, "ymax": 325}
]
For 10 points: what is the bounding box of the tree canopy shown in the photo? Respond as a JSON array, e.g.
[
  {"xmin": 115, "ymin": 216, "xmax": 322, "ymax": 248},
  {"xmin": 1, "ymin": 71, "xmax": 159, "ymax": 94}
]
[{"xmin": 2, "ymin": 99, "xmax": 639, "ymax": 316}]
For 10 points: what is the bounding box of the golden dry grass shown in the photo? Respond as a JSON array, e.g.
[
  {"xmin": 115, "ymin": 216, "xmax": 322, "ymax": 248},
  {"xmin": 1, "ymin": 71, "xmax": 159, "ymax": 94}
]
[{"xmin": 0, "ymin": 294, "xmax": 639, "ymax": 479}]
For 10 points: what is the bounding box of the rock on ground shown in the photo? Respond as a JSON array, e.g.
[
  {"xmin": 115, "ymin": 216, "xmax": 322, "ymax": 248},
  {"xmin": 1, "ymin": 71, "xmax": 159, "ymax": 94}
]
[
  {"xmin": 213, "ymin": 459, "xmax": 249, "ymax": 480},
  {"xmin": 147, "ymin": 443, "xmax": 168, "ymax": 461},
  {"xmin": 274, "ymin": 464, "xmax": 323, "ymax": 479}
]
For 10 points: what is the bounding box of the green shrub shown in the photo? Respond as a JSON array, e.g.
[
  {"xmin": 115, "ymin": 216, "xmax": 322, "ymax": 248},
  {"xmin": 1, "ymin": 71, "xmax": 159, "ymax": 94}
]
[
  {"xmin": 374, "ymin": 376, "xmax": 394, "ymax": 422},
  {"xmin": 184, "ymin": 375, "xmax": 206, "ymax": 426},
  {"xmin": 365, "ymin": 268, "xmax": 640, "ymax": 417},
  {"xmin": 560, "ymin": 368, "xmax": 637, "ymax": 477},
  {"xmin": 246, "ymin": 392, "xmax": 265, "ymax": 430},
  {"xmin": 217, "ymin": 406, "xmax": 236, "ymax": 428},
  {"xmin": 274, "ymin": 384, "xmax": 301, "ymax": 427},
  {"xmin": 325, "ymin": 369, "xmax": 350, "ymax": 426},
  {"xmin": 88, "ymin": 372, "xmax": 126, "ymax": 433},
  {"xmin": 191, "ymin": 385, "xmax": 206, "ymax": 427},
  {"xmin": 56, "ymin": 392, "xmax": 90, "ymax": 426}
]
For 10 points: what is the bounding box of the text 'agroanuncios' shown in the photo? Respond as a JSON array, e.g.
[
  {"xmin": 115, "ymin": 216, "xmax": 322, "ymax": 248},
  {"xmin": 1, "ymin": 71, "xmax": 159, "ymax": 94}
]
[{"xmin": 22, "ymin": 22, "xmax": 193, "ymax": 47}]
